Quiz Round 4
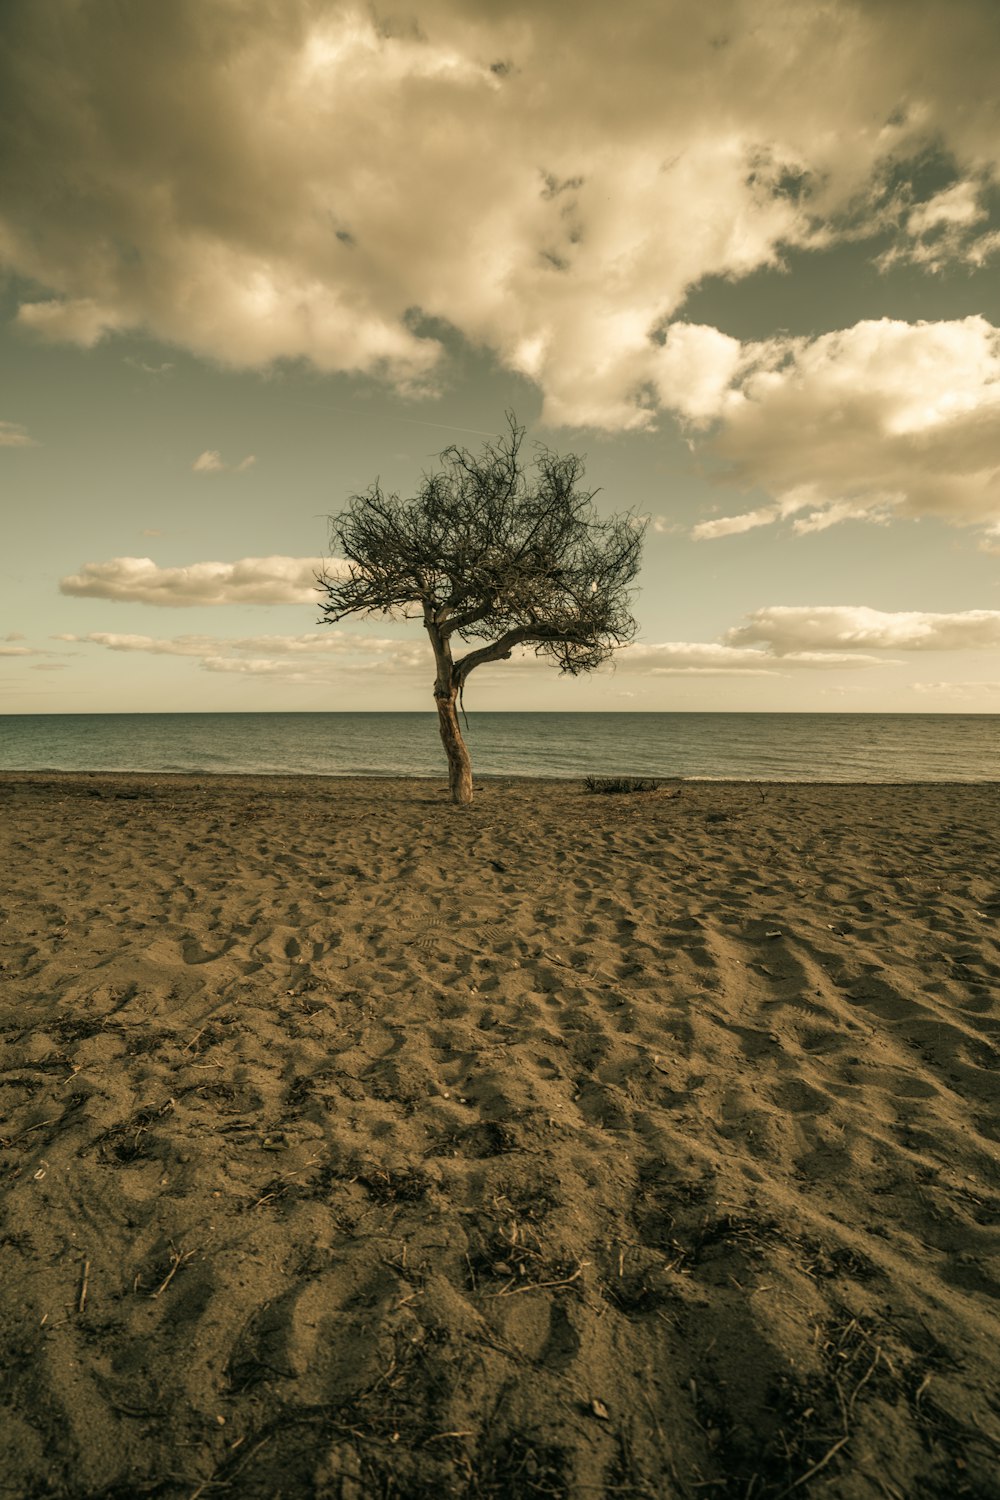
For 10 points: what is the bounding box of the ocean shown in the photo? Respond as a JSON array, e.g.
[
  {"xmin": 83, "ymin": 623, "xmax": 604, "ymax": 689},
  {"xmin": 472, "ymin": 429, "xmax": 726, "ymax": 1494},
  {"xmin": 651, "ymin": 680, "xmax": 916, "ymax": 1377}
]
[{"xmin": 0, "ymin": 712, "xmax": 996, "ymax": 781}]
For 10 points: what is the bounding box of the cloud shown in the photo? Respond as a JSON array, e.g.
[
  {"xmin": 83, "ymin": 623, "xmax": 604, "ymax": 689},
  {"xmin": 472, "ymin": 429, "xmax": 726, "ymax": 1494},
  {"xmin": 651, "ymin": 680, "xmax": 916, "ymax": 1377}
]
[
  {"xmin": 124, "ymin": 356, "xmax": 173, "ymax": 375},
  {"xmin": 879, "ymin": 178, "xmax": 1000, "ymax": 272},
  {"xmin": 192, "ymin": 450, "xmax": 224, "ymax": 473},
  {"xmin": 691, "ymin": 317, "xmax": 1000, "ymax": 540},
  {"xmin": 62, "ymin": 629, "xmax": 426, "ymax": 660},
  {"xmin": 651, "ymin": 324, "xmax": 745, "ymax": 427},
  {"xmin": 3, "ymin": 1, "xmax": 1000, "ymax": 428},
  {"xmin": 198, "ymin": 651, "xmax": 424, "ymax": 679},
  {"xmin": 58, "ymin": 555, "xmax": 337, "ymax": 606},
  {"xmin": 728, "ymin": 606, "xmax": 1000, "ymax": 653},
  {"xmin": 692, "ymin": 506, "xmax": 779, "ymax": 541},
  {"xmin": 64, "ymin": 616, "xmax": 899, "ymax": 682},
  {"xmin": 192, "ymin": 450, "xmax": 255, "ymax": 473},
  {"xmin": 64, "ymin": 628, "xmax": 429, "ymax": 684},
  {"xmin": 0, "ymin": 419, "xmax": 37, "ymax": 448},
  {"xmin": 0, "ymin": 633, "xmax": 51, "ymax": 659},
  {"xmin": 1, "ymin": 633, "xmax": 61, "ymax": 659},
  {"xmin": 622, "ymin": 641, "xmax": 887, "ymax": 675},
  {"xmin": 908, "ymin": 180, "xmax": 985, "ymax": 237},
  {"xmin": 56, "ymin": 632, "xmax": 217, "ymax": 655},
  {"xmin": 913, "ymin": 679, "xmax": 1000, "ymax": 696},
  {"xmin": 70, "ymin": 601, "xmax": 981, "ymax": 695},
  {"xmin": 16, "ymin": 297, "xmax": 122, "ymax": 346}
]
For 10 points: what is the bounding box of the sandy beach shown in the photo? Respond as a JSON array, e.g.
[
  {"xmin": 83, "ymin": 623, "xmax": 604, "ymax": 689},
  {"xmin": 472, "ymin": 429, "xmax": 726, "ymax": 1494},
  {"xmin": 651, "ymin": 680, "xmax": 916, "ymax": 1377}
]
[{"xmin": 1, "ymin": 772, "xmax": 998, "ymax": 1499}]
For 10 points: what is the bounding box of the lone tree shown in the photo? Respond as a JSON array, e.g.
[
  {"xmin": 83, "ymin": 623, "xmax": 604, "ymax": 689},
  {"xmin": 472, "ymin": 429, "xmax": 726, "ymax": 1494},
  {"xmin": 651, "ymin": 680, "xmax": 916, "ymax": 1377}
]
[{"xmin": 317, "ymin": 417, "xmax": 646, "ymax": 804}]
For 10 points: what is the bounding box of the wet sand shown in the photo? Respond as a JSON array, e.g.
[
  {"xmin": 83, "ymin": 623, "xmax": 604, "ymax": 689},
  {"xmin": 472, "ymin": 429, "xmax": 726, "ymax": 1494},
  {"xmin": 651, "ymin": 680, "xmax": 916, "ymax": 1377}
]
[{"xmin": 1, "ymin": 773, "xmax": 998, "ymax": 1498}]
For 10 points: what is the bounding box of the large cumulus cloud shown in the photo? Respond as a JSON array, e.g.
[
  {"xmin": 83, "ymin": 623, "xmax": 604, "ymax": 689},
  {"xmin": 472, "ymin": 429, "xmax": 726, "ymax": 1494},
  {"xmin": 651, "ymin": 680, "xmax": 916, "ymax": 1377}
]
[
  {"xmin": 3, "ymin": 0, "xmax": 1000, "ymax": 433},
  {"xmin": 693, "ymin": 316, "xmax": 1000, "ymax": 540}
]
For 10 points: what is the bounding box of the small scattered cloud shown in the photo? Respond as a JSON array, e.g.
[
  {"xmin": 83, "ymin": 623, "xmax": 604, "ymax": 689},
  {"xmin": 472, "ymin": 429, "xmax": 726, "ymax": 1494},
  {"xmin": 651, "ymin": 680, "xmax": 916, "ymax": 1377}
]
[
  {"xmin": 488, "ymin": 637, "xmax": 891, "ymax": 676},
  {"xmin": 1, "ymin": 633, "xmax": 60, "ymax": 660},
  {"xmin": 30, "ymin": 661, "xmax": 68, "ymax": 671},
  {"xmin": 63, "ymin": 629, "xmax": 424, "ymax": 660},
  {"xmin": 913, "ymin": 679, "xmax": 1000, "ymax": 697},
  {"xmin": 622, "ymin": 641, "xmax": 886, "ymax": 675},
  {"xmin": 198, "ymin": 653, "xmax": 425, "ymax": 681},
  {"xmin": 141, "ymin": 528, "xmax": 164, "ymax": 537},
  {"xmin": 977, "ymin": 523, "xmax": 1000, "ymax": 556},
  {"xmin": 634, "ymin": 513, "xmax": 679, "ymax": 535},
  {"xmin": 878, "ymin": 179, "xmax": 1000, "ymax": 273},
  {"xmin": 65, "ymin": 628, "xmax": 428, "ymax": 684},
  {"xmin": 58, "ymin": 555, "xmax": 338, "ymax": 606},
  {"xmin": 0, "ymin": 419, "xmax": 37, "ymax": 448},
  {"xmin": 728, "ymin": 606, "xmax": 1000, "ymax": 654},
  {"xmin": 200, "ymin": 656, "xmax": 312, "ymax": 679},
  {"xmin": 908, "ymin": 181, "xmax": 985, "ymax": 236},
  {"xmin": 693, "ymin": 507, "xmax": 779, "ymax": 541},
  {"xmin": 124, "ymin": 356, "xmax": 174, "ymax": 375},
  {"xmin": 56, "ymin": 632, "xmax": 216, "ymax": 656},
  {"xmin": 192, "ymin": 450, "xmax": 223, "ymax": 473},
  {"xmin": 192, "ymin": 450, "xmax": 256, "ymax": 474},
  {"xmin": 17, "ymin": 296, "xmax": 121, "ymax": 346}
]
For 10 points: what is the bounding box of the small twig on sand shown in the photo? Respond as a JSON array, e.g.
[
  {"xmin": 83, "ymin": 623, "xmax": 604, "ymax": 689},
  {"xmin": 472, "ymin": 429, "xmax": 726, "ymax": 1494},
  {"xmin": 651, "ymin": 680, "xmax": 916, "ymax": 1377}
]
[
  {"xmin": 151, "ymin": 1246, "xmax": 196, "ymax": 1299},
  {"xmin": 77, "ymin": 1259, "xmax": 90, "ymax": 1314},
  {"xmin": 1, "ymin": 1116, "xmax": 61, "ymax": 1148},
  {"xmin": 496, "ymin": 1263, "xmax": 587, "ymax": 1296},
  {"xmin": 775, "ymin": 1435, "xmax": 850, "ymax": 1498},
  {"xmin": 847, "ymin": 1349, "xmax": 883, "ymax": 1419}
]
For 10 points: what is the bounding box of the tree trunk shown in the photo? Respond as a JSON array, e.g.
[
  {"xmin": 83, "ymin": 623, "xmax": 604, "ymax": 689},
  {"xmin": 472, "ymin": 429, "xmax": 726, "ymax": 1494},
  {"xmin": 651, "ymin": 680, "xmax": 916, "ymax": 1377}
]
[
  {"xmin": 425, "ymin": 611, "xmax": 475, "ymax": 806},
  {"xmin": 435, "ymin": 688, "xmax": 474, "ymax": 804}
]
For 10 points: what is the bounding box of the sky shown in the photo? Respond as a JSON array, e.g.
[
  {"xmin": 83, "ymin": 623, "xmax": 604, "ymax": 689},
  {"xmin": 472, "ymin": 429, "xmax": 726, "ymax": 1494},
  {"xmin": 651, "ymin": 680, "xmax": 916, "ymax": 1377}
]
[{"xmin": 3, "ymin": 0, "xmax": 1000, "ymax": 715}]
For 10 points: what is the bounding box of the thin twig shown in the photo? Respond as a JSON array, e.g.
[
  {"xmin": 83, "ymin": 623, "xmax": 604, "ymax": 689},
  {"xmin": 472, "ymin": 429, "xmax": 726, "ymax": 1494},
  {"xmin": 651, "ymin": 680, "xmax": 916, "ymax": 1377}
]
[
  {"xmin": 1, "ymin": 1116, "xmax": 61, "ymax": 1147},
  {"xmin": 78, "ymin": 1259, "xmax": 90, "ymax": 1314},
  {"xmin": 775, "ymin": 1435, "xmax": 850, "ymax": 1498},
  {"xmin": 495, "ymin": 1263, "xmax": 587, "ymax": 1296},
  {"xmin": 151, "ymin": 1247, "xmax": 196, "ymax": 1299},
  {"xmin": 847, "ymin": 1349, "xmax": 882, "ymax": 1419}
]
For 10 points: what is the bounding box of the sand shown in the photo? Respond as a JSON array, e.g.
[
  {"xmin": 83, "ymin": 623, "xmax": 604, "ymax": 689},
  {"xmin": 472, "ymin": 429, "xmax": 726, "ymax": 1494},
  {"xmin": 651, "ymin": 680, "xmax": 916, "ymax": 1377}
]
[{"xmin": 0, "ymin": 772, "xmax": 998, "ymax": 1500}]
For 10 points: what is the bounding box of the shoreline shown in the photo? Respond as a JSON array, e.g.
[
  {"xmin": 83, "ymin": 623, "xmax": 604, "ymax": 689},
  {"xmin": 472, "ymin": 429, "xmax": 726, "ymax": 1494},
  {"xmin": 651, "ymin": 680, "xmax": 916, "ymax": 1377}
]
[
  {"xmin": 2, "ymin": 776, "xmax": 998, "ymax": 1496},
  {"xmin": 4, "ymin": 769, "xmax": 1000, "ymax": 787}
]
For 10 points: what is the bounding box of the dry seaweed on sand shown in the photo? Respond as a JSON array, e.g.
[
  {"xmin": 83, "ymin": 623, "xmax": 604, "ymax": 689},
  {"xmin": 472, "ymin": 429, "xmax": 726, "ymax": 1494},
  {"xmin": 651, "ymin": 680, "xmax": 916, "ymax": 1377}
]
[{"xmin": 582, "ymin": 775, "xmax": 660, "ymax": 795}]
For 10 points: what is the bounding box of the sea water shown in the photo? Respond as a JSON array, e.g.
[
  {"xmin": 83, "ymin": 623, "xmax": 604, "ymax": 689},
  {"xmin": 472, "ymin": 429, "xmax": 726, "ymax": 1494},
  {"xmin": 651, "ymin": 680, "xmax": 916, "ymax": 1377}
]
[{"xmin": 0, "ymin": 712, "xmax": 996, "ymax": 781}]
